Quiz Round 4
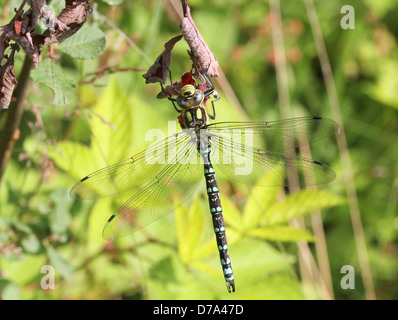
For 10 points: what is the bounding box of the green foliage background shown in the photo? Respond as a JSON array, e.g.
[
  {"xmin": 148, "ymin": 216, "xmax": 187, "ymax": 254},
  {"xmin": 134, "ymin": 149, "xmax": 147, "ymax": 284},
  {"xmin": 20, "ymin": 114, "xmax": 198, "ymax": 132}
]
[{"xmin": 0, "ymin": 0, "xmax": 397, "ymax": 299}]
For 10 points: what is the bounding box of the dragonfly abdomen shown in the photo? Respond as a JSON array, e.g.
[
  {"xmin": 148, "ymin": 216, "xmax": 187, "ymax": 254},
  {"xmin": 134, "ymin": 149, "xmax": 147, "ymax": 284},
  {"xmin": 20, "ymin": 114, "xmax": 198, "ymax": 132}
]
[{"xmin": 204, "ymin": 163, "xmax": 235, "ymax": 293}]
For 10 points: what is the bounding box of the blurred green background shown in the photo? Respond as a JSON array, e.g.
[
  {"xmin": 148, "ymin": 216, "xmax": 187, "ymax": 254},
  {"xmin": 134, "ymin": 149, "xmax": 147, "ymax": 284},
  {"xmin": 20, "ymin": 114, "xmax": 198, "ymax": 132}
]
[{"xmin": 0, "ymin": 0, "xmax": 397, "ymax": 299}]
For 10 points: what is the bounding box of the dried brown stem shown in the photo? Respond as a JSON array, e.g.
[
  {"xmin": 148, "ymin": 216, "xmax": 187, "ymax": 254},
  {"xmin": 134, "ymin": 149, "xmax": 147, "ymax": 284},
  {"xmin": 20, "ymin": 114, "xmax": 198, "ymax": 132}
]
[
  {"xmin": 0, "ymin": 55, "xmax": 33, "ymax": 184},
  {"xmin": 80, "ymin": 66, "xmax": 144, "ymax": 85}
]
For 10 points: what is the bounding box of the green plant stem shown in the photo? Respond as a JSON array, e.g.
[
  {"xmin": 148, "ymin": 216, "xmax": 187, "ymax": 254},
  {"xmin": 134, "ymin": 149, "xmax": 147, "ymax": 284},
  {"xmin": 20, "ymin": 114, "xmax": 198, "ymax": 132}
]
[
  {"xmin": 304, "ymin": 0, "xmax": 376, "ymax": 300},
  {"xmin": 0, "ymin": 55, "xmax": 33, "ymax": 186}
]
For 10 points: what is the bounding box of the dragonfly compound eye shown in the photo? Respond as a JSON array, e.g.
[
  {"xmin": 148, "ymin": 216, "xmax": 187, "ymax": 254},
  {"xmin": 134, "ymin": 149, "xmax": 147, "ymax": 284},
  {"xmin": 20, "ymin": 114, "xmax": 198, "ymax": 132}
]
[
  {"xmin": 177, "ymin": 85, "xmax": 204, "ymax": 109},
  {"xmin": 192, "ymin": 90, "xmax": 204, "ymax": 106},
  {"xmin": 177, "ymin": 95, "xmax": 190, "ymax": 109}
]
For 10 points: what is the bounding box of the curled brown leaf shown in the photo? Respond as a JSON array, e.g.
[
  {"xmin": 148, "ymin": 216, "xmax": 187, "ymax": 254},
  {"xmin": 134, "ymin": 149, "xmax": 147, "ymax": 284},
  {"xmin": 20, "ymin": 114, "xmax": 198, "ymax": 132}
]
[
  {"xmin": 0, "ymin": 44, "xmax": 19, "ymax": 109},
  {"xmin": 180, "ymin": 0, "xmax": 219, "ymax": 77},
  {"xmin": 0, "ymin": 0, "xmax": 93, "ymax": 69},
  {"xmin": 41, "ymin": 0, "xmax": 91, "ymax": 46},
  {"xmin": 26, "ymin": 0, "xmax": 46, "ymax": 33},
  {"xmin": 58, "ymin": 1, "xmax": 88, "ymax": 25},
  {"xmin": 142, "ymin": 34, "xmax": 183, "ymax": 84},
  {"xmin": 5, "ymin": 29, "xmax": 40, "ymax": 68}
]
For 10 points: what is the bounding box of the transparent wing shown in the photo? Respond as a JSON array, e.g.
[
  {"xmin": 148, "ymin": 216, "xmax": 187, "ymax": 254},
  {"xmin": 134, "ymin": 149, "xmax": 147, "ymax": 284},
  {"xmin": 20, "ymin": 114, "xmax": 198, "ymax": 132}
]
[
  {"xmin": 71, "ymin": 131, "xmax": 194, "ymax": 199},
  {"xmin": 102, "ymin": 138, "xmax": 203, "ymax": 240},
  {"xmin": 211, "ymin": 139, "xmax": 335, "ymax": 187},
  {"xmin": 208, "ymin": 117, "xmax": 337, "ymax": 187},
  {"xmin": 207, "ymin": 116, "xmax": 339, "ymax": 152}
]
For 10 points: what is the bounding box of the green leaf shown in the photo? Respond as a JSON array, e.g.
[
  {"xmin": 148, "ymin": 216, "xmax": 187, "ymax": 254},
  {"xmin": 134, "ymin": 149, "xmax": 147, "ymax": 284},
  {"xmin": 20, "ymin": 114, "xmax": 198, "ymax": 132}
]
[
  {"xmin": 86, "ymin": 197, "xmax": 113, "ymax": 254},
  {"xmin": 90, "ymin": 78, "xmax": 135, "ymax": 164},
  {"xmin": 365, "ymin": 60, "xmax": 398, "ymax": 109},
  {"xmin": 247, "ymin": 225, "xmax": 315, "ymax": 242},
  {"xmin": 30, "ymin": 59, "xmax": 76, "ymax": 106},
  {"xmin": 48, "ymin": 141, "xmax": 106, "ymax": 180},
  {"xmin": 58, "ymin": 24, "xmax": 107, "ymax": 59},
  {"xmin": 191, "ymin": 238, "xmax": 303, "ymax": 299},
  {"xmin": 2, "ymin": 254, "xmax": 47, "ymax": 286},
  {"xmin": 102, "ymin": 0, "xmax": 124, "ymax": 5},
  {"xmin": 0, "ymin": 280, "xmax": 20, "ymax": 300},
  {"xmin": 50, "ymin": 189, "xmax": 73, "ymax": 235},
  {"xmin": 221, "ymin": 194, "xmax": 243, "ymax": 231},
  {"xmin": 21, "ymin": 233, "xmax": 41, "ymax": 254},
  {"xmin": 175, "ymin": 196, "xmax": 206, "ymax": 263},
  {"xmin": 149, "ymin": 255, "xmax": 178, "ymax": 284},
  {"xmin": 46, "ymin": 245, "xmax": 74, "ymax": 278},
  {"xmin": 242, "ymin": 172, "xmax": 283, "ymax": 229},
  {"xmin": 363, "ymin": 0, "xmax": 397, "ymax": 16},
  {"xmin": 265, "ymin": 190, "xmax": 345, "ymax": 225}
]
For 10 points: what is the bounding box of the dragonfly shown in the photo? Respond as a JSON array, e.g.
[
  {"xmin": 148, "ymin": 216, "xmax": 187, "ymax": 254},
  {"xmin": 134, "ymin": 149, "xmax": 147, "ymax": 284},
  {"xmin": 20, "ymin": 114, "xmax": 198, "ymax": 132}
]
[{"xmin": 71, "ymin": 72, "xmax": 339, "ymax": 293}]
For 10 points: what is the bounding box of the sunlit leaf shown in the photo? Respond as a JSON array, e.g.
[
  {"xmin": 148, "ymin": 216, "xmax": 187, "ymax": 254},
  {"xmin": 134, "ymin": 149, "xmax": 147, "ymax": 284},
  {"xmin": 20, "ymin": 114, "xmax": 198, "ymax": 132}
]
[
  {"xmin": 86, "ymin": 197, "xmax": 113, "ymax": 253},
  {"xmin": 265, "ymin": 190, "xmax": 345, "ymax": 225},
  {"xmin": 21, "ymin": 233, "xmax": 41, "ymax": 254},
  {"xmin": 50, "ymin": 189, "xmax": 73, "ymax": 235},
  {"xmin": 247, "ymin": 225, "xmax": 315, "ymax": 242},
  {"xmin": 0, "ymin": 281, "xmax": 21, "ymax": 300},
  {"xmin": 242, "ymin": 172, "xmax": 283, "ymax": 229},
  {"xmin": 176, "ymin": 195, "xmax": 205, "ymax": 263},
  {"xmin": 58, "ymin": 23, "xmax": 107, "ymax": 59},
  {"xmin": 30, "ymin": 58, "xmax": 76, "ymax": 106},
  {"xmin": 46, "ymin": 245, "xmax": 74, "ymax": 278},
  {"xmin": 91, "ymin": 78, "xmax": 135, "ymax": 164},
  {"xmin": 48, "ymin": 141, "xmax": 105, "ymax": 181},
  {"xmin": 2, "ymin": 254, "xmax": 46, "ymax": 286},
  {"xmin": 365, "ymin": 60, "xmax": 398, "ymax": 109},
  {"xmin": 221, "ymin": 194, "xmax": 243, "ymax": 230}
]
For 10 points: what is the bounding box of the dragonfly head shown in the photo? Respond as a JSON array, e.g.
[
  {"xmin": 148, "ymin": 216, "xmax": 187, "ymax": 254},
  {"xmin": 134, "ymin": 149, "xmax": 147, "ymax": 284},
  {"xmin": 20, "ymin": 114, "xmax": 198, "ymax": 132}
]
[
  {"xmin": 181, "ymin": 84, "xmax": 196, "ymax": 98},
  {"xmin": 177, "ymin": 85, "xmax": 204, "ymax": 109}
]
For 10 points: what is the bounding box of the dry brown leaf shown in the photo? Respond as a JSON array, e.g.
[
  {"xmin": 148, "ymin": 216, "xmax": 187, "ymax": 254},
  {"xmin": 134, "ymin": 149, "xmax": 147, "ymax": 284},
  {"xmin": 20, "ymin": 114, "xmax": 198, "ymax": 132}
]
[
  {"xmin": 4, "ymin": 29, "xmax": 40, "ymax": 68},
  {"xmin": 0, "ymin": 44, "xmax": 19, "ymax": 109},
  {"xmin": 0, "ymin": 0, "xmax": 92, "ymax": 69},
  {"xmin": 41, "ymin": 21, "xmax": 84, "ymax": 46},
  {"xmin": 180, "ymin": 1, "xmax": 219, "ymax": 77},
  {"xmin": 142, "ymin": 34, "xmax": 183, "ymax": 84},
  {"xmin": 57, "ymin": 1, "xmax": 87, "ymax": 25},
  {"xmin": 27, "ymin": 0, "xmax": 46, "ymax": 33},
  {"xmin": 0, "ymin": 34, "xmax": 9, "ymax": 61},
  {"xmin": 41, "ymin": 0, "xmax": 90, "ymax": 46}
]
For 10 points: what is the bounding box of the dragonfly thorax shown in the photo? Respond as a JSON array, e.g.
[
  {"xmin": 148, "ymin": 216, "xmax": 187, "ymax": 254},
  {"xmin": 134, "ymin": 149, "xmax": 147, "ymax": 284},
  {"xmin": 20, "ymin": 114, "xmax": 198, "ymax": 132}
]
[
  {"xmin": 179, "ymin": 106, "xmax": 208, "ymax": 129},
  {"xmin": 176, "ymin": 85, "xmax": 205, "ymax": 109}
]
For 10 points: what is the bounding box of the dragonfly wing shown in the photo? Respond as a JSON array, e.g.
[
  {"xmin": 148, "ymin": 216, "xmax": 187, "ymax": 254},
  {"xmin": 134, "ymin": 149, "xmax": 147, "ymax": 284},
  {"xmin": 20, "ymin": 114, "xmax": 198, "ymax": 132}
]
[
  {"xmin": 102, "ymin": 138, "xmax": 202, "ymax": 240},
  {"xmin": 210, "ymin": 134, "xmax": 336, "ymax": 187},
  {"xmin": 207, "ymin": 116, "xmax": 339, "ymax": 152},
  {"xmin": 71, "ymin": 131, "xmax": 193, "ymax": 199}
]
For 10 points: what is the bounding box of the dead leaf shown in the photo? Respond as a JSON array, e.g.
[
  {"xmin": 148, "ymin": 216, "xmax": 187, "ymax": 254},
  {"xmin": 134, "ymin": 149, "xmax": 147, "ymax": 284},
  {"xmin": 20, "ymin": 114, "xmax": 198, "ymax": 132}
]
[
  {"xmin": 57, "ymin": 1, "xmax": 87, "ymax": 25},
  {"xmin": 41, "ymin": 21, "xmax": 84, "ymax": 46},
  {"xmin": 142, "ymin": 35, "xmax": 183, "ymax": 84},
  {"xmin": 0, "ymin": 33, "xmax": 10, "ymax": 62},
  {"xmin": 180, "ymin": 1, "xmax": 219, "ymax": 77},
  {"xmin": 0, "ymin": 44, "xmax": 19, "ymax": 109},
  {"xmin": 4, "ymin": 29, "xmax": 40, "ymax": 68},
  {"xmin": 39, "ymin": 0, "xmax": 92, "ymax": 47},
  {"xmin": 30, "ymin": 0, "xmax": 46, "ymax": 27}
]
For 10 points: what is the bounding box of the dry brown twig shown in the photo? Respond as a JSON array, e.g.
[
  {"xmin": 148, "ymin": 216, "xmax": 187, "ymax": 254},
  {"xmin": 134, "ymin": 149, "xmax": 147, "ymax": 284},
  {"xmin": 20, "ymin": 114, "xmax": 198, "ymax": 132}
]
[{"xmin": 80, "ymin": 65, "xmax": 145, "ymax": 86}]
